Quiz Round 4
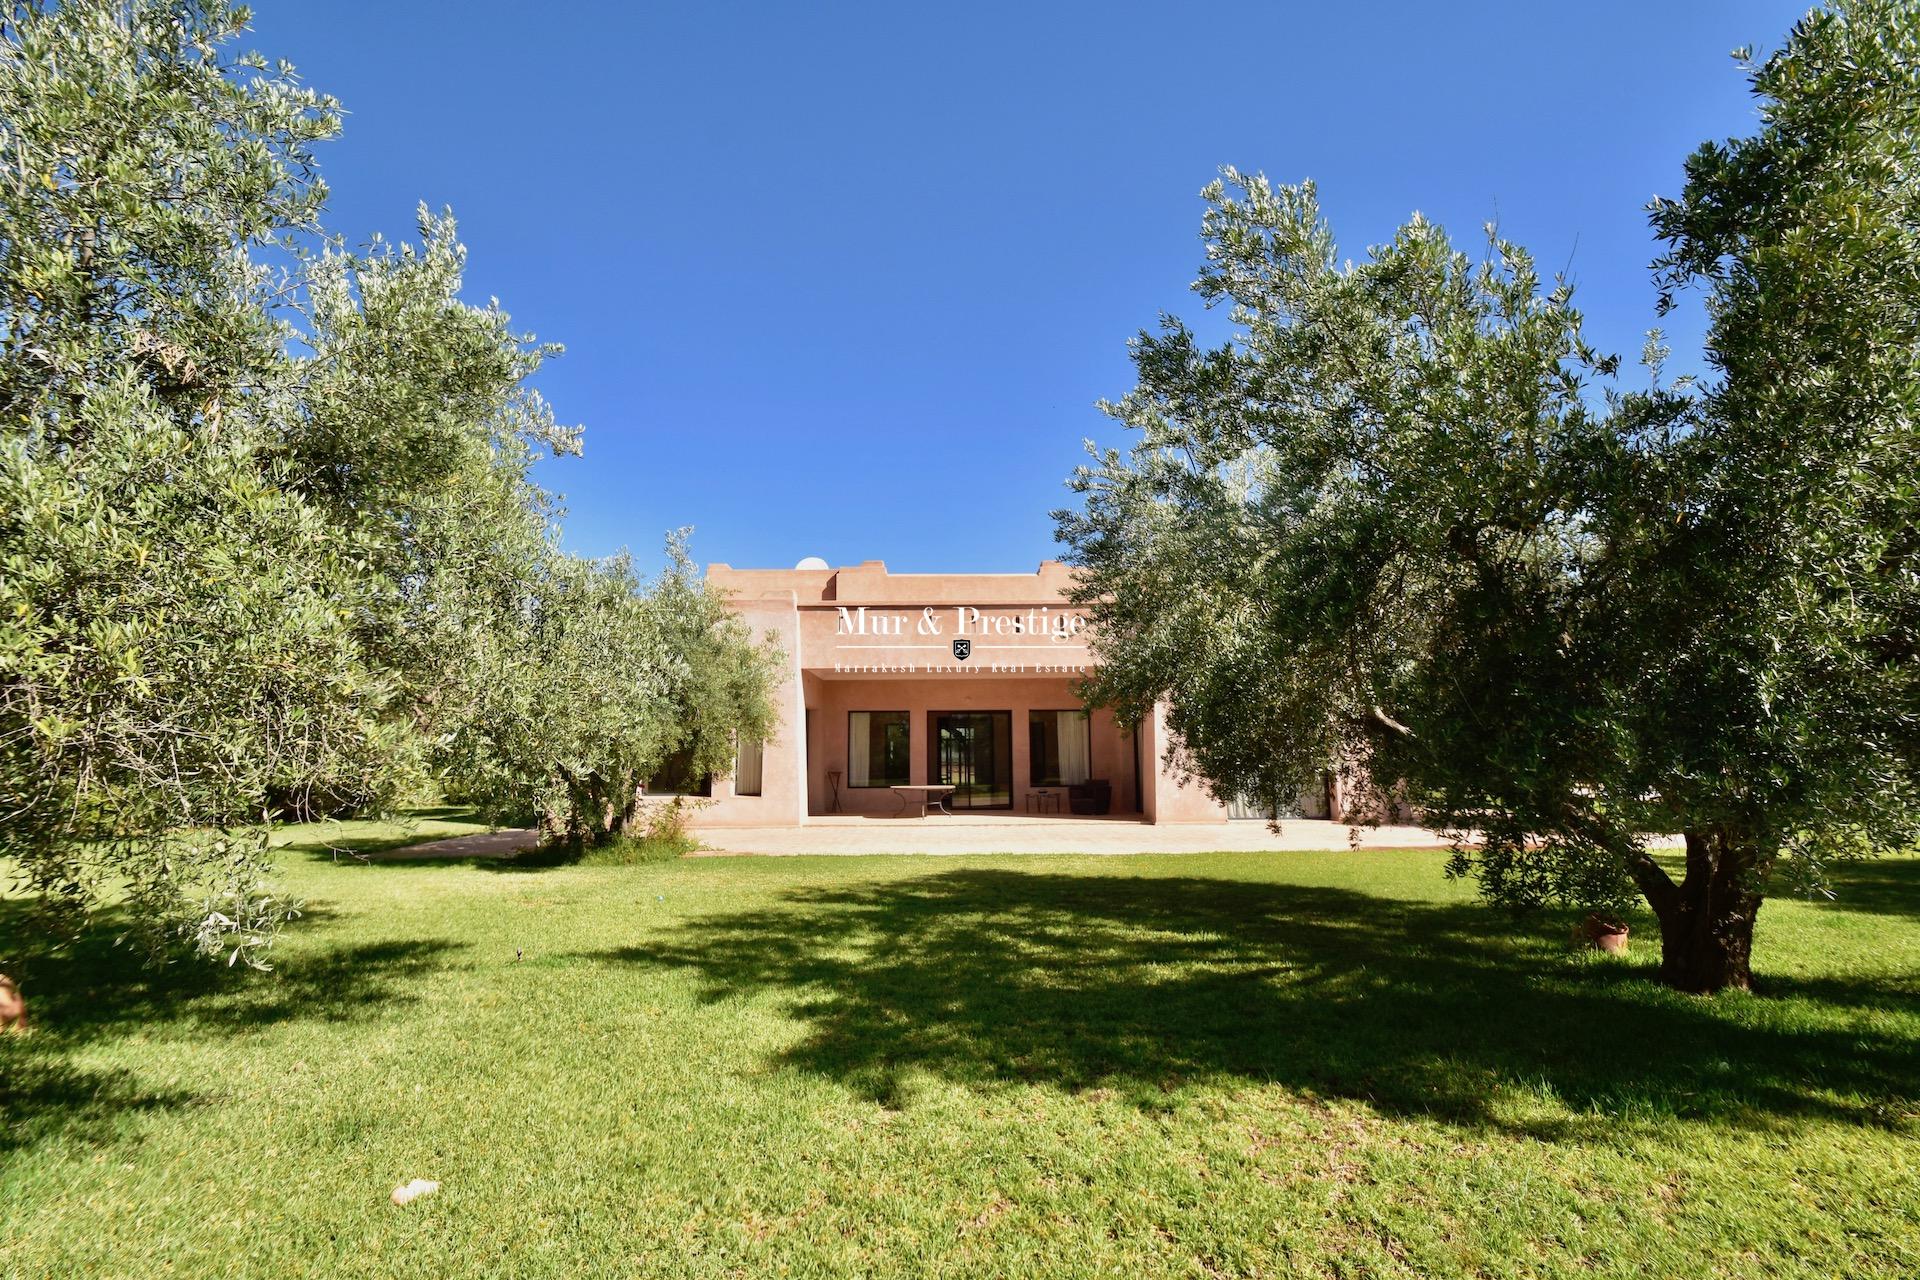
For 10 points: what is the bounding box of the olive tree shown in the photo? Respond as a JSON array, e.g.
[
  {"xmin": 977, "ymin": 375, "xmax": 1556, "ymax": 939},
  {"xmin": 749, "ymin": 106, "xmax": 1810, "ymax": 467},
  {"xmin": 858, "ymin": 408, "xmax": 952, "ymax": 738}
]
[
  {"xmin": 280, "ymin": 209, "xmax": 580, "ymax": 817},
  {"xmin": 1, "ymin": 2, "xmax": 581, "ymax": 964},
  {"xmin": 444, "ymin": 536, "xmax": 782, "ymax": 850},
  {"xmin": 1057, "ymin": 0, "xmax": 1920, "ymax": 993},
  {"xmin": 0, "ymin": 0, "xmax": 363, "ymax": 963}
]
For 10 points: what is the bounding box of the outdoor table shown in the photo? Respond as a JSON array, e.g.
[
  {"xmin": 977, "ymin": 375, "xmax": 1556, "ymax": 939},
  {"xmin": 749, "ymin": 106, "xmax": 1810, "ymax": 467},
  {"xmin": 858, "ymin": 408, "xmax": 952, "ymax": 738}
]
[
  {"xmin": 890, "ymin": 784, "xmax": 956, "ymax": 817},
  {"xmin": 1025, "ymin": 789, "xmax": 1060, "ymax": 814}
]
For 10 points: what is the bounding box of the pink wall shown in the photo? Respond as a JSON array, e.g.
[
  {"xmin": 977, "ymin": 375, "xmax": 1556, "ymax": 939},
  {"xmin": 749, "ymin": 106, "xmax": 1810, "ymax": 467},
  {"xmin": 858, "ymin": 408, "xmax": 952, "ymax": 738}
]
[
  {"xmin": 1138, "ymin": 701, "xmax": 1233, "ymax": 823},
  {"xmin": 698, "ymin": 590, "xmax": 808, "ymax": 826},
  {"xmin": 693, "ymin": 560, "xmax": 1229, "ymax": 826},
  {"xmin": 800, "ymin": 674, "xmax": 1140, "ymax": 817}
]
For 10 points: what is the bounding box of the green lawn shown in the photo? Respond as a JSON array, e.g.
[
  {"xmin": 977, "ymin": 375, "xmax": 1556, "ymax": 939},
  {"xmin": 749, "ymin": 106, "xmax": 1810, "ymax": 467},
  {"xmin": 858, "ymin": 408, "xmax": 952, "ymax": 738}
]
[{"xmin": 3, "ymin": 834, "xmax": 1917, "ymax": 1278}]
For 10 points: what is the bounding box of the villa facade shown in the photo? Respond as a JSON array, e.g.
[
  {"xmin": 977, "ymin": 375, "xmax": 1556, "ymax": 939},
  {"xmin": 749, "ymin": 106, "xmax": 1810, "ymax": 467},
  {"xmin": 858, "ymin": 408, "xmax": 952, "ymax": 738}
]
[{"xmin": 687, "ymin": 558, "xmax": 1335, "ymax": 827}]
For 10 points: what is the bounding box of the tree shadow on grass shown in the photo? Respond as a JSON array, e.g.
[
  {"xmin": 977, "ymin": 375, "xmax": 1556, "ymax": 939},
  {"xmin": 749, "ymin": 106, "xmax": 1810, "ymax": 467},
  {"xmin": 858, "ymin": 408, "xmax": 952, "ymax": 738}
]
[
  {"xmin": 282, "ymin": 848, "xmax": 568, "ymax": 873},
  {"xmin": 0, "ymin": 1057, "xmax": 202, "ymax": 1159},
  {"xmin": 1810, "ymin": 854, "xmax": 1920, "ymax": 924},
  {"xmin": 584, "ymin": 868, "xmax": 1920, "ymax": 1136},
  {"xmin": 0, "ymin": 899, "xmax": 464, "ymax": 1157},
  {"xmin": 310, "ymin": 841, "xmax": 681, "ymax": 874}
]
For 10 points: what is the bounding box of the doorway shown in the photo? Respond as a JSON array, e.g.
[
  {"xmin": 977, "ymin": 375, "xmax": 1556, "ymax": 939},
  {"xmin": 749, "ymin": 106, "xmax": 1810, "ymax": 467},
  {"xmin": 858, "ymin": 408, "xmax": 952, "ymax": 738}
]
[{"xmin": 932, "ymin": 711, "xmax": 1012, "ymax": 809}]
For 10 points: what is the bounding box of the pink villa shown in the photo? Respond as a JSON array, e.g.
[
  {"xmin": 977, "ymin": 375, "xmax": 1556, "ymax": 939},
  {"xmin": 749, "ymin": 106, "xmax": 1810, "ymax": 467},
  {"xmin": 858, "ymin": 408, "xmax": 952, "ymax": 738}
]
[{"xmin": 682, "ymin": 558, "xmax": 1337, "ymax": 828}]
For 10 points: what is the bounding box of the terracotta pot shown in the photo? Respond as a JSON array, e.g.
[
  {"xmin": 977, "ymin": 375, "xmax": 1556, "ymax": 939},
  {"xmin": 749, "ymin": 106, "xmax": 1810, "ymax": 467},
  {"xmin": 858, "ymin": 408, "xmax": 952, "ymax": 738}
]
[
  {"xmin": 1581, "ymin": 914, "xmax": 1630, "ymax": 954},
  {"xmin": 0, "ymin": 974, "xmax": 24, "ymax": 1033}
]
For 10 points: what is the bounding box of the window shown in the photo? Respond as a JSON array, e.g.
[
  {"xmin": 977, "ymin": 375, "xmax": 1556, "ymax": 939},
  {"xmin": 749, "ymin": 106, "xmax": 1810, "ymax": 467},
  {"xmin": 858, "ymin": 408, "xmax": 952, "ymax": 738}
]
[
  {"xmin": 849, "ymin": 711, "xmax": 911, "ymax": 787},
  {"xmin": 1028, "ymin": 710, "xmax": 1091, "ymax": 786},
  {"xmin": 734, "ymin": 737, "xmax": 764, "ymax": 797},
  {"xmin": 642, "ymin": 746, "xmax": 712, "ymax": 798}
]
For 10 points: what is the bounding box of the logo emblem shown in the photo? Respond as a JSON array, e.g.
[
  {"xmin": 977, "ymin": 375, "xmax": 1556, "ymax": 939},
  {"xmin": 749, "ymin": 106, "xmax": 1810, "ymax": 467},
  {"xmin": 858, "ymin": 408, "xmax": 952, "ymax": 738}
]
[{"xmin": 951, "ymin": 638, "xmax": 972, "ymax": 661}]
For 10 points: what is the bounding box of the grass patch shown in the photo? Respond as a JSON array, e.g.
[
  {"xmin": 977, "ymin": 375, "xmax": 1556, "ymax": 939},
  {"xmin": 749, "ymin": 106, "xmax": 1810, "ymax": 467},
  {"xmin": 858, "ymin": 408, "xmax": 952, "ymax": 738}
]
[
  {"xmin": 2, "ymin": 835, "xmax": 1916, "ymax": 1277},
  {"xmin": 575, "ymin": 832, "xmax": 700, "ymax": 866},
  {"xmin": 502, "ymin": 832, "xmax": 700, "ymax": 868}
]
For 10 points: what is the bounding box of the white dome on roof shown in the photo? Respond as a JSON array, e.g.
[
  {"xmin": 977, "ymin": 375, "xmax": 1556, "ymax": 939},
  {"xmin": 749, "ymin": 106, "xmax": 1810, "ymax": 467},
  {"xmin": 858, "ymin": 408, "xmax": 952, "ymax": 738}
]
[{"xmin": 794, "ymin": 556, "xmax": 830, "ymax": 571}]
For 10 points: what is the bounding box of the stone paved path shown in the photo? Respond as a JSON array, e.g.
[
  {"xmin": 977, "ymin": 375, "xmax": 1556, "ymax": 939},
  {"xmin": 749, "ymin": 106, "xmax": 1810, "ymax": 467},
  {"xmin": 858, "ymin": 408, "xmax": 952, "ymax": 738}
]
[
  {"xmin": 370, "ymin": 828, "xmax": 539, "ymax": 860},
  {"xmin": 372, "ymin": 818, "xmax": 1682, "ymax": 861},
  {"xmin": 690, "ymin": 817, "xmax": 1462, "ymax": 857}
]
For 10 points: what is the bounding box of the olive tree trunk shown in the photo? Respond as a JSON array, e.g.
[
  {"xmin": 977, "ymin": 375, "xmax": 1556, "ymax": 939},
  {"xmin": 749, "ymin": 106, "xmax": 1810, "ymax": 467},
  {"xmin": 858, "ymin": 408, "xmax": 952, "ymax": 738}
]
[
  {"xmin": 546, "ymin": 764, "xmax": 645, "ymax": 849},
  {"xmin": 1631, "ymin": 827, "xmax": 1764, "ymax": 994}
]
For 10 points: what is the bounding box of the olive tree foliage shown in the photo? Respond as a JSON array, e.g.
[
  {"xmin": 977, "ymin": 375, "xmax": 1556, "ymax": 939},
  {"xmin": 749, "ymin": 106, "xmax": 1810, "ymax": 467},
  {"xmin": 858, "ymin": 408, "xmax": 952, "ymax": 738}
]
[
  {"xmin": 281, "ymin": 211, "xmax": 580, "ymax": 816},
  {"xmin": 0, "ymin": 2, "xmax": 583, "ymax": 965},
  {"xmin": 1, "ymin": 0, "xmax": 361, "ymax": 963},
  {"xmin": 443, "ymin": 536, "xmax": 783, "ymax": 850},
  {"xmin": 1057, "ymin": 1, "xmax": 1920, "ymax": 993}
]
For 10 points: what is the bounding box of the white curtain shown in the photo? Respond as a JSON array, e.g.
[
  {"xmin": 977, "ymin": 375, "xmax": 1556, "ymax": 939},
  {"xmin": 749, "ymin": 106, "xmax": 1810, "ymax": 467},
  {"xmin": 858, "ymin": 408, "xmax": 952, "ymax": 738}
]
[
  {"xmin": 849, "ymin": 713, "xmax": 873, "ymax": 787},
  {"xmin": 735, "ymin": 737, "xmax": 764, "ymax": 797},
  {"xmin": 1058, "ymin": 712, "xmax": 1091, "ymax": 785}
]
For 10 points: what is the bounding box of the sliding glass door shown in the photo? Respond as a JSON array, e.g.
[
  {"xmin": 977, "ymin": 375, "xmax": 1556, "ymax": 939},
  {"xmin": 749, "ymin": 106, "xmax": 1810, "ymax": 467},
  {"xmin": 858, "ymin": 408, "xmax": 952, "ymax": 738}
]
[{"xmin": 932, "ymin": 712, "xmax": 1012, "ymax": 809}]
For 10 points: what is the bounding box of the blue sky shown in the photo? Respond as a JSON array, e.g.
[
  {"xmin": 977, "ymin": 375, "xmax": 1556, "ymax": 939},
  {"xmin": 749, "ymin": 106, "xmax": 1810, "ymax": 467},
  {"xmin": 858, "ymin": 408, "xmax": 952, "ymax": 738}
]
[{"xmin": 249, "ymin": 0, "xmax": 1811, "ymax": 575}]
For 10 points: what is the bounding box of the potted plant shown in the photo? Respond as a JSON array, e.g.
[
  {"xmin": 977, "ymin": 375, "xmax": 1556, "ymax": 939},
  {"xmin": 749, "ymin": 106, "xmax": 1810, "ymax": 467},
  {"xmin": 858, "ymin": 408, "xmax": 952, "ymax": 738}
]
[{"xmin": 1573, "ymin": 913, "xmax": 1631, "ymax": 954}]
